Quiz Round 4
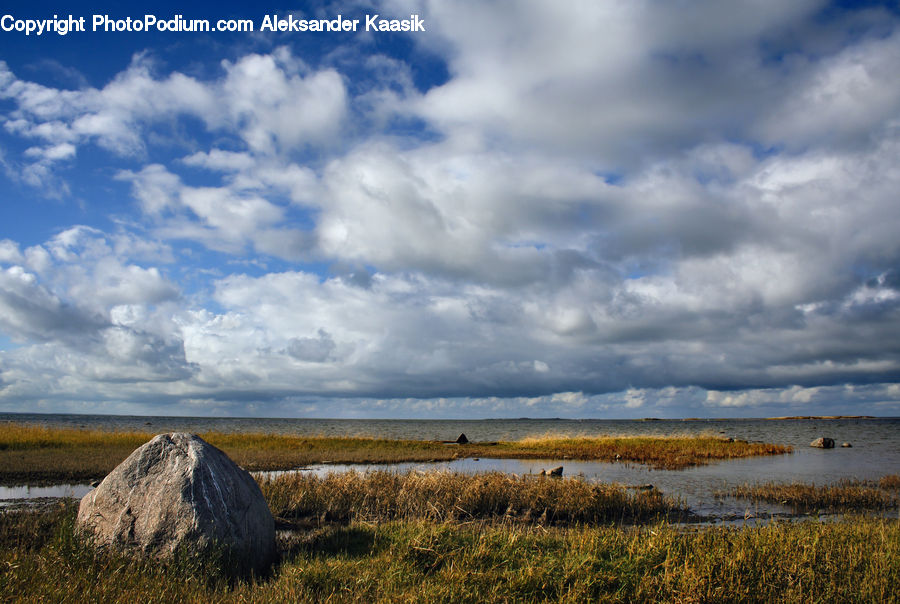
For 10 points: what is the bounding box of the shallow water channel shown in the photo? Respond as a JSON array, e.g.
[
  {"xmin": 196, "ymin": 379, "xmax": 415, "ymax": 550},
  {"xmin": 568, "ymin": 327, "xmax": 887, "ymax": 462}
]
[{"xmin": 0, "ymin": 483, "xmax": 93, "ymax": 505}]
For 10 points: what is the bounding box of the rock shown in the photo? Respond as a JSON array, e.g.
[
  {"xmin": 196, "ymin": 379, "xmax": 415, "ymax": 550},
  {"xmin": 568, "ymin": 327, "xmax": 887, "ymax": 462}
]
[
  {"xmin": 77, "ymin": 433, "xmax": 275, "ymax": 575},
  {"xmin": 841, "ymin": 442, "xmax": 852, "ymax": 448},
  {"xmin": 810, "ymin": 437, "xmax": 835, "ymax": 449},
  {"xmin": 549, "ymin": 466, "xmax": 564, "ymax": 477},
  {"xmin": 455, "ymin": 433, "xmax": 469, "ymax": 444}
]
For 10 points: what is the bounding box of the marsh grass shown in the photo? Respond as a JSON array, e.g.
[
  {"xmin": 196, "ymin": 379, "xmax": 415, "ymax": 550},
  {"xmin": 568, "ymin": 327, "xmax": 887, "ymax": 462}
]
[
  {"xmin": 1, "ymin": 503, "xmax": 898, "ymax": 603},
  {"xmin": 726, "ymin": 477, "xmax": 900, "ymax": 512},
  {"xmin": 261, "ymin": 470, "xmax": 684, "ymax": 525},
  {"xmin": 881, "ymin": 474, "xmax": 900, "ymax": 490},
  {"xmin": 486, "ymin": 434, "xmax": 790, "ymax": 469},
  {"xmin": 0, "ymin": 423, "xmax": 791, "ymax": 485}
]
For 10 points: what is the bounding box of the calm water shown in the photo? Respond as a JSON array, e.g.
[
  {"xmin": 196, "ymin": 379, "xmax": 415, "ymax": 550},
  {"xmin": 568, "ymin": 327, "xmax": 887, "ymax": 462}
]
[{"xmin": 3, "ymin": 413, "xmax": 899, "ymax": 519}]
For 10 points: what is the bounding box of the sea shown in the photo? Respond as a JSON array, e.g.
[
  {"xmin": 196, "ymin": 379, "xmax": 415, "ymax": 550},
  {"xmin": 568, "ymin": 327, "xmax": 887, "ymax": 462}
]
[{"xmin": 3, "ymin": 413, "xmax": 899, "ymax": 521}]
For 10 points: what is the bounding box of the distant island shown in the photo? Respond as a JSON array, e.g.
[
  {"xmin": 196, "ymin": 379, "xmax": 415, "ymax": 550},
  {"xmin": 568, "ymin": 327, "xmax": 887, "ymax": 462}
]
[{"xmin": 764, "ymin": 415, "xmax": 877, "ymax": 420}]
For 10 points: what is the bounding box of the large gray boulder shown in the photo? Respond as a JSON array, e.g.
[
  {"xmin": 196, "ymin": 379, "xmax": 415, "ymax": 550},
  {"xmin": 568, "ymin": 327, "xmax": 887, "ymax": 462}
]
[{"xmin": 77, "ymin": 433, "xmax": 275, "ymax": 574}]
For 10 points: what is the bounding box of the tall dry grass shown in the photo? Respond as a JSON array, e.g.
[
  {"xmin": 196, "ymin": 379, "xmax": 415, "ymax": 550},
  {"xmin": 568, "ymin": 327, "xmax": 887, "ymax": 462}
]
[
  {"xmin": 489, "ymin": 434, "xmax": 791, "ymax": 469},
  {"xmin": 726, "ymin": 477, "xmax": 900, "ymax": 512},
  {"xmin": 261, "ymin": 470, "xmax": 684, "ymax": 525}
]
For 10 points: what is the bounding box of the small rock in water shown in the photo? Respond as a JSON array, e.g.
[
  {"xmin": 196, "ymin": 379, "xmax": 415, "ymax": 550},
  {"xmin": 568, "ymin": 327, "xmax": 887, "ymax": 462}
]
[
  {"xmin": 549, "ymin": 466, "xmax": 564, "ymax": 477},
  {"xmin": 810, "ymin": 437, "xmax": 835, "ymax": 449},
  {"xmin": 841, "ymin": 442, "xmax": 853, "ymax": 448},
  {"xmin": 455, "ymin": 433, "xmax": 469, "ymax": 444}
]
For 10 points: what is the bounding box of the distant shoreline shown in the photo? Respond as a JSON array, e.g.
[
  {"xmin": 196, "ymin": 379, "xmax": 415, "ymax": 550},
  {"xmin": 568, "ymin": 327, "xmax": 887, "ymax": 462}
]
[
  {"xmin": 763, "ymin": 415, "xmax": 877, "ymax": 420},
  {"xmin": 0, "ymin": 411, "xmax": 891, "ymax": 422}
]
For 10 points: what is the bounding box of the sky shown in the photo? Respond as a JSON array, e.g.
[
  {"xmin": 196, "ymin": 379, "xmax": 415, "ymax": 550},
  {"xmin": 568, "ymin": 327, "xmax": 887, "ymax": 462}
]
[{"xmin": 0, "ymin": 0, "xmax": 899, "ymax": 419}]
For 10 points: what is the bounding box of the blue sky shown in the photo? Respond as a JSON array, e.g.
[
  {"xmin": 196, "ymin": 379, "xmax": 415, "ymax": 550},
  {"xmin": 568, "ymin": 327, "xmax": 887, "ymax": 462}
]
[{"xmin": 1, "ymin": 0, "xmax": 899, "ymax": 419}]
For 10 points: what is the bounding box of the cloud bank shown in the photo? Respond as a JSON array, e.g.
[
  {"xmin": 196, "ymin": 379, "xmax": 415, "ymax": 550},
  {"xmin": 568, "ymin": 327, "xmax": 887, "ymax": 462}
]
[{"xmin": 1, "ymin": 0, "xmax": 899, "ymax": 417}]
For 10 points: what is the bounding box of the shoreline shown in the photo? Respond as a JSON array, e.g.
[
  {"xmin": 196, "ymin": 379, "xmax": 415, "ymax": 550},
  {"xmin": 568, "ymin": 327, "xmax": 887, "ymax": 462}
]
[{"xmin": 0, "ymin": 423, "xmax": 791, "ymax": 486}]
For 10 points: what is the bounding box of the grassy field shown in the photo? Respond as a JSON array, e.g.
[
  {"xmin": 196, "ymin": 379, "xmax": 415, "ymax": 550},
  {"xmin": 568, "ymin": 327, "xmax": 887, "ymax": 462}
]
[
  {"xmin": 1, "ymin": 501, "xmax": 897, "ymax": 603},
  {"xmin": 0, "ymin": 423, "xmax": 791, "ymax": 485}
]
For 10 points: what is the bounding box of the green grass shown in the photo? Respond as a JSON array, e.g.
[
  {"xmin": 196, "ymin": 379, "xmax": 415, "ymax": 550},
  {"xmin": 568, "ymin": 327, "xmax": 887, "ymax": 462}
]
[
  {"xmin": 0, "ymin": 423, "xmax": 792, "ymax": 485},
  {"xmin": 1, "ymin": 503, "xmax": 897, "ymax": 602},
  {"xmin": 726, "ymin": 476, "xmax": 900, "ymax": 513}
]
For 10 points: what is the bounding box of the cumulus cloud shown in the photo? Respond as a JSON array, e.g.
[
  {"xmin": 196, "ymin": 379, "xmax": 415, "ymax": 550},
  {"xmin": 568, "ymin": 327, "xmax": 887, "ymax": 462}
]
[
  {"xmin": 119, "ymin": 164, "xmax": 317, "ymax": 260},
  {"xmin": 0, "ymin": 49, "xmax": 347, "ymax": 180},
  {"xmin": 220, "ymin": 53, "xmax": 348, "ymax": 154},
  {"xmin": 399, "ymin": 0, "xmax": 830, "ymax": 163},
  {"xmin": 0, "ymin": 228, "xmax": 193, "ymax": 405}
]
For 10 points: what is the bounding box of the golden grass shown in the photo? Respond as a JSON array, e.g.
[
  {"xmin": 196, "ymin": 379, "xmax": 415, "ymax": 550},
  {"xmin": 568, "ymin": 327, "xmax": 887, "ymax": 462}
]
[
  {"xmin": 726, "ymin": 477, "xmax": 900, "ymax": 512},
  {"xmin": 0, "ymin": 423, "xmax": 791, "ymax": 485},
  {"xmin": 486, "ymin": 434, "xmax": 790, "ymax": 469},
  {"xmin": 261, "ymin": 470, "xmax": 684, "ymax": 525},
  {"xmin": 881, "ymin": 474, "xmax": 900, "ymax": 490}
]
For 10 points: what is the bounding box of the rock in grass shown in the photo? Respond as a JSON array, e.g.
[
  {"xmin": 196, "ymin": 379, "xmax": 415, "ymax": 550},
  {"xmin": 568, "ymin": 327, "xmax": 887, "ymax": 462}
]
[
  {"xmin": 456, "ymin": 433, "xmax": 469, "ymax": 444},
  {"xmin": 810, "ymin": 437, "xmax": 835, "ymax": 449},
  {"xmin": 77, "ymin": 433, "xmax": 275, "ymax": 575},
  {"xmin": 549, "ymin": 466, "xmax": 564, "ymax": 477}
]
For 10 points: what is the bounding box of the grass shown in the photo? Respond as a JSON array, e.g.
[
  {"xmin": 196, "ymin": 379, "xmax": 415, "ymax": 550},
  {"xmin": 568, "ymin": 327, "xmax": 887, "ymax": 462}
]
[
  {"xmin": 725, "ymin": 475, "xmax": 900, "ymax": 513},
  {"xmin": 0, "ymin": 423, "xmax": 791, "ymax": 485},
  {"xmin": 1, "ymin": 502, "xmax": 898, "ymax": 602},
  {"xmin": 485, "ymin": 434, "xmax": 789, "ymax": 469},
  {"xmin": 261, "ymin": 470, "xmax": 686, "ymax": 525}
]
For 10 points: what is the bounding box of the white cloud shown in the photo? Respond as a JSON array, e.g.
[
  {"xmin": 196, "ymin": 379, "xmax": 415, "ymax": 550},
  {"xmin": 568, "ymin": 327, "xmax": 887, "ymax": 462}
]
[
  {"xmin": 399, "ymin": 0, "xmax": 828, "ymax": 163},
  {"xmin": 758, "ymin": 29, "xmax": 900, "ymax": 148},
  {"xmin": 220, "ymin": 53, "xmax": 348, "ymax": 154},
  {"xmin": 0, "ymin": 240, "xmax": 23, "ymax": 265},
  {"xmin": 120, "ymin": 164, "xmax": 316, "ymax": 260},
  {"xmin": 0, "ymin": 49, "xmax": 347, "ymax": 190}
]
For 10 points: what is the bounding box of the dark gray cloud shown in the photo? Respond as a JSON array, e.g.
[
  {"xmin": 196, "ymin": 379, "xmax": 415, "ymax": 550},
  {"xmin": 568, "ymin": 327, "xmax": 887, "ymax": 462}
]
[
  {"xmin": 285, "ymin": 330, "xmax": 337, "ymax": 363},
  {"xmin": 0, "ymin": 266, "xmax": 108, "ymax": 342}
]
